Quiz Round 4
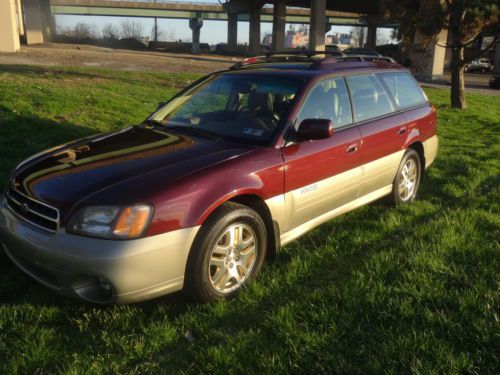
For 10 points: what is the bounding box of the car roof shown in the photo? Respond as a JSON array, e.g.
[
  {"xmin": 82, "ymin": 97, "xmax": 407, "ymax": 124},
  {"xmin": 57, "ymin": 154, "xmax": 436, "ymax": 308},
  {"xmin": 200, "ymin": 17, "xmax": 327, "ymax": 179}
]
[{"xmin": 221, "ymin": 52, "xmax": 404, "ymax": 80}]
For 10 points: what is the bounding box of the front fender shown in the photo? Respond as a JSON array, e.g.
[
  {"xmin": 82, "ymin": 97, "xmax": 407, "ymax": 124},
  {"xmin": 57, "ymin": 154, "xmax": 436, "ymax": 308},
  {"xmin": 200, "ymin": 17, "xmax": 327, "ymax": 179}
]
[{"xmin": 147, "ymin": 148, "xmax": 284, "ymax": 236}]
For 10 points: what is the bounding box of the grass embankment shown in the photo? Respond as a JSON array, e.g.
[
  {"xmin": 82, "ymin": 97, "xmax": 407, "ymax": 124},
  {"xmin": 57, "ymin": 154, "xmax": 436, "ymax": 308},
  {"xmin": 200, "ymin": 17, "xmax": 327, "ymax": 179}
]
[{"xmin": 0, "ymin": 65, "xmax": 498, "ymax": 374}]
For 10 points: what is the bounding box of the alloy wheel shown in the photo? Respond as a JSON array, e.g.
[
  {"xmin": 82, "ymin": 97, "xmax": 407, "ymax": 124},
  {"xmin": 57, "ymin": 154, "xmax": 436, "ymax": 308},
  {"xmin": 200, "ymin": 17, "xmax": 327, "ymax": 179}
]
[
  {"xmin": 398, "ymin": 158, "xmax": 418, "ymax": 201},
  {"xmin": 208, "ymin": 223, "xmax": 258, "ymax": 294}
]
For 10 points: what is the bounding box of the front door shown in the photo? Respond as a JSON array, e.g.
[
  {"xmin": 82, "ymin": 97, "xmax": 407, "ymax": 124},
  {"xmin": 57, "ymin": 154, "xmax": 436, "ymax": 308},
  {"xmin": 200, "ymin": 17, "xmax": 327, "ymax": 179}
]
[{"xmin": 282, "ymin": 77, "xmax": 362, "ymax": 232}]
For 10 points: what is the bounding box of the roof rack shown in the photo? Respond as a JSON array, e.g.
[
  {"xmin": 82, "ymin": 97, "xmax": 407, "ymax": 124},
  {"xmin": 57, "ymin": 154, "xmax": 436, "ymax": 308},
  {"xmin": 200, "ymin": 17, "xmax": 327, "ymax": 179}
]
[
  {"xmin": 229, "ymin": 52, "xmax": 397, "ymax": 70},
  {"xmin": 335, "ymin": 55, "xmax": 396, "ymax": 63},
  {"xmin": 264, "ymin": 50, "xmax": 343, "ymax": 58}
]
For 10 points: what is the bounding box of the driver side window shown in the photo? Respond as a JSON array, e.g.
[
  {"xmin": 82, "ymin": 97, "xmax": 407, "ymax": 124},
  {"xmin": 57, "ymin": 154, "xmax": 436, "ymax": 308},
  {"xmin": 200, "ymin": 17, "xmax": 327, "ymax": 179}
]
[{"xmin": 296, "ymin": 78, "xmax": 353, "ymax": 129}]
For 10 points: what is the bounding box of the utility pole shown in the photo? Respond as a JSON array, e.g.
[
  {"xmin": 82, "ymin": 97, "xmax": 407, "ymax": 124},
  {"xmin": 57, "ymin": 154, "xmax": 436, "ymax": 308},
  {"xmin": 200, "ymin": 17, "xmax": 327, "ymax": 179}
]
[{"xmin": 154, "ymin": 0, "xmax": 158, "ymax": 47}]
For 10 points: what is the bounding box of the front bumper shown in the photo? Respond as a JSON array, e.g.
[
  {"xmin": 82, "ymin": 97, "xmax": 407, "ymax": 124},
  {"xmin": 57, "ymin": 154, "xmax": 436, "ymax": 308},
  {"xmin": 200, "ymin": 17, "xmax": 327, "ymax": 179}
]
[{"xmin": 0, "ymin": 200, "xmax": 199, "ymax": 304}]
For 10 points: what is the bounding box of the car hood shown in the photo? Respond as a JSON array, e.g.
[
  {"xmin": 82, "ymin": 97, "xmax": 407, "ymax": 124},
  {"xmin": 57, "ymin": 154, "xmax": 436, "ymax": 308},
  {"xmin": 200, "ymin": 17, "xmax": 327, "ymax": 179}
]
[{"xmin": 10, "ymin": 126, "xmax": 255, "ymax": 215}]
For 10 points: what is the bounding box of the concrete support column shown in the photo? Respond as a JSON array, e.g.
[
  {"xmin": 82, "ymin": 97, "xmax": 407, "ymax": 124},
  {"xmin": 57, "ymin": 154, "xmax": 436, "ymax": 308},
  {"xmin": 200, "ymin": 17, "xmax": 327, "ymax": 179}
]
[
  {"xmin": 366, "ymin": 25, "xmax": 377, "ymax": 49},
  {"xmin": 411, "ymin": 28, "xmax": 448, "ymax": 80},
  {"xmin": 227, "ymin": 13, "xmax": 238, "ymax": 51},
  {"xmin": 189, "ymin": 17, "xmax": 203, "ymax": 54},
  {"xmin": 0, "ymin": 0, "xmax": 20, "ymax": 52},
  {"xmin": 409, "ymin": 0, "xmax": 447, "ymax": 80},
  {"xmin": 249, "ymin": 6, "xmax": 262, "ymax": 55},
  {"xmin": 16, "ymin": 0, "xmax": 24, "ymax": 37},
  {"xmin": 493, "ymin": 41, "xmax": 500, "ymax": 75},
  {"xmin": 272, "ymin": 0, "xmax": 286, "ymax": 52},
  {"xmin": 24, "ymin": 0, "xmax": 43, "ymax": 44},
  {"xmin": 310, "ymin": 0, "xmax": 326, "ymax": 52},
  {"xmin": 40, "ymin": 0, "xmax": 55, "ymax": 41}
]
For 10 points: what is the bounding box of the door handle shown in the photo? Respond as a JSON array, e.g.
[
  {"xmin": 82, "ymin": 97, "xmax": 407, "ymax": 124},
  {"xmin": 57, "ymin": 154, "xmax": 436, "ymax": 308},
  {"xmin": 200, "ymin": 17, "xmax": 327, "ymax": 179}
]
[
  {"xmin": 397, "ymin": 126, "xmax": 407, "ymax": 135},
  {"xmin": 346, "ymin": 143, "xmax": 358, "ymax": 154}
]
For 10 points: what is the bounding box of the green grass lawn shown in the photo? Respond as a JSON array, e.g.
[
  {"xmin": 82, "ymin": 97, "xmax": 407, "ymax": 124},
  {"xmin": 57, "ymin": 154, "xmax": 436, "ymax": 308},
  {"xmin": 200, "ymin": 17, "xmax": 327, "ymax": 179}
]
[{"xmin": 0, "ymin": 65, "xmax": 498, "ymax": 374}]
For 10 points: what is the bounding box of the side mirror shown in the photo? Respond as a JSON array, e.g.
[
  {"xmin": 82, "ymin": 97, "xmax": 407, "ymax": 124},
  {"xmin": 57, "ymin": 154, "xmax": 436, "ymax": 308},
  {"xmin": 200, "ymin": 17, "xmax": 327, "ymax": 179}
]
[{"xmin": 296, "ymin": 119, "xmax": 334, "ymax": 141}]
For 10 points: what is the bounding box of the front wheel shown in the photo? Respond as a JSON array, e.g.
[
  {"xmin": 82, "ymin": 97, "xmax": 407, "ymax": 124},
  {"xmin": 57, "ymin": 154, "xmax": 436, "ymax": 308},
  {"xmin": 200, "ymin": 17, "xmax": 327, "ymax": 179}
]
[
  {"xmin": 184, "ymin": 202, "xmax": 267, "ymax": 302},
  {"xmin": 390, "ymin": 149, "xmax": 422, "ymax": 206}
]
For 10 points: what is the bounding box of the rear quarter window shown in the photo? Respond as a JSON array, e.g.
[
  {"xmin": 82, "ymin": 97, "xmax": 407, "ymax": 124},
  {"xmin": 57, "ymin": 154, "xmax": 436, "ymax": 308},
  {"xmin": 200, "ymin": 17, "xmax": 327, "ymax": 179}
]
[
  {"xmin": 377, "ymin": 72, "xmax": 427, "ymax": 109},
  {"xmin": 345, "ymin": 74, "xmax": 394, "ymax": 122}
]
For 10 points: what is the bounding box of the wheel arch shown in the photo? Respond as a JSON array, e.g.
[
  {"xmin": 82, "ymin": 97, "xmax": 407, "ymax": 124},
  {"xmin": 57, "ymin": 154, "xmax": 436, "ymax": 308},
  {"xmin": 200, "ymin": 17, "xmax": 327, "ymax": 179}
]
[
  {"xmin": 408, "ymin": 141, "xmax": 425, "ymax": 170},
  {"xmin": 196, "ymin": 193, "xmax": 280, "ymax": 260}
]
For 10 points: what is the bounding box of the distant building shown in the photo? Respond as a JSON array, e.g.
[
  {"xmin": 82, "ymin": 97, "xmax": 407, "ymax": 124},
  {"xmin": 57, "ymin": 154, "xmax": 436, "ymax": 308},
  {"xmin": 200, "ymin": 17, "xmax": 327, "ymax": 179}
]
[
  {"xmin": 262, "ymin": 27, "xmax": 360, "ymax": 51},
  {"xmin": 285, "ymin": 25, "xmax": 309, "ymax": 48},
  {"xmin": 262, "ymin": 25, "xmax": 309, "ymax": 49}
]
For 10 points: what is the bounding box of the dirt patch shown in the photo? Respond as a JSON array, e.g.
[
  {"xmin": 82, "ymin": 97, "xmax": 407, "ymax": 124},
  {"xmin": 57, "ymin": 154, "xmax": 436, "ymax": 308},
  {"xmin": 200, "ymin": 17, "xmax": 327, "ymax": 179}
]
[{"xmin": 0, "ymin": 43, "xmax": 239, "ymax": 74}]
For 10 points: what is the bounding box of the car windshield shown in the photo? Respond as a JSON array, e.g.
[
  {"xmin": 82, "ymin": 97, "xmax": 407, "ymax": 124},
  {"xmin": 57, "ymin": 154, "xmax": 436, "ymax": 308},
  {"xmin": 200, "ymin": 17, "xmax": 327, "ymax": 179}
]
[{"xmin": 147, "ymin": 74, "xmax": 303, "ymax": 145}]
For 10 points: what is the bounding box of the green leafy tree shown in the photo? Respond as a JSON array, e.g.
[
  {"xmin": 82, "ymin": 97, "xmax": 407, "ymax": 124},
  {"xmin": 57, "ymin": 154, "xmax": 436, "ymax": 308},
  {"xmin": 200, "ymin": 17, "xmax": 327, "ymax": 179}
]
[{"xmin": 383, "ymin": 0, "xmax": 499, "ymax": 110}]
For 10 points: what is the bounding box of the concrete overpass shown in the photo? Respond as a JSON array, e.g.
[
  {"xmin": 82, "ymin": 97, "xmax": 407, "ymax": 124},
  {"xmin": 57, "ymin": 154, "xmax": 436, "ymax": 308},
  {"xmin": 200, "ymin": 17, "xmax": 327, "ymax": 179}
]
[
  {"xmin": 50, "ymin": 0, "xmax": 366, "ymax": 25},
  {"xmin": 0, "ymin": 0, "xmax": 468, "ymax": 81}
]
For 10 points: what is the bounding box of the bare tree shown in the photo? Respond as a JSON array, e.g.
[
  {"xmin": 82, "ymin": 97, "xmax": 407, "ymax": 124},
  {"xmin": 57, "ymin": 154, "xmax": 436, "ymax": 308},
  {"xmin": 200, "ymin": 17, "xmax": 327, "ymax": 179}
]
[
  {"xmin": 376, "ymin": 30, "xmax": 392, "ymax": 46},
  {"xmin": 73, "ymin": 23, "xmax": 94, "ymax": 40},
  {"xmin": 150, "ymin": 23, "xmax": 164, "ymax": 42},
  {"xmin": 164, "ymin": 27, "xmax": 176, "ymax": 42},
  {"xmin": 102, "ymin": 23, "xmax": 120, "ymax": 40},
  {"xmin": 350, "ymin": 27, "xmax": 366, "ymax": 48},
  {"xmin": 120, "ymin": 20, "xmax": 145, "ymax": 40}
]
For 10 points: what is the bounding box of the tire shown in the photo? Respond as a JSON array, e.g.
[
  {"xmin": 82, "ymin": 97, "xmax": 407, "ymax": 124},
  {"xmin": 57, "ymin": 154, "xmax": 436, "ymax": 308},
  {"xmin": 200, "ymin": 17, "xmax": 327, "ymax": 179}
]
[
  {"xmin": 389, "ymin": 149, "xmax": 422, "ymax": 206},
  {"xmin": 184, "ymin": 202, "xmax": 267, "ymax": 302}
]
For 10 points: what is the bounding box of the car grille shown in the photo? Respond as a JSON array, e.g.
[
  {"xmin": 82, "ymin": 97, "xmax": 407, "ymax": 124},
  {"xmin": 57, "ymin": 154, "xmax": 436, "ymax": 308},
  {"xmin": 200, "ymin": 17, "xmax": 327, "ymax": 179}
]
[{"xmin": 5, "ymin": 187, "xmax": 60, "ymax": 233}]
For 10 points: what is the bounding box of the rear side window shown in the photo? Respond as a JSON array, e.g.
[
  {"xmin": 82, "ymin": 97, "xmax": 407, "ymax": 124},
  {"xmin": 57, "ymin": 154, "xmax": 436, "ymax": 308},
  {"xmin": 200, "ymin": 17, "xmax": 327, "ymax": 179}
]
[
  {"xmin": 378, "ymin": 72, "xmax": 427, "ymax": 109},
  {"xmin": 296, "ymin": 77, "xmax": 353, "ymax": 129},
  {"xmin": 346, "ymin": 74, "xmax": 394, "ymax": 122}
]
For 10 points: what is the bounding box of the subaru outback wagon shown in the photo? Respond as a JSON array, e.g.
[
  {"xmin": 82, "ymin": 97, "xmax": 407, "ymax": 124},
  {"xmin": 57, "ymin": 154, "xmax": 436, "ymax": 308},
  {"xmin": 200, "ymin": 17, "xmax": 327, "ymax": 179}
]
[{"xmin": 0, "ymin": 53, "xmax": 438, "ymax": 304}]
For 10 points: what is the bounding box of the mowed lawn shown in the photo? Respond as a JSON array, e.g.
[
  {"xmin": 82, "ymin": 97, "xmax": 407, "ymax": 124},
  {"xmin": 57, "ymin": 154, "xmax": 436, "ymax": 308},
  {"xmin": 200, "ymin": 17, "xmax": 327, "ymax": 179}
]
[{"xmin": 0, "ymin": 64, "xmax": 498, "ymax": 374}]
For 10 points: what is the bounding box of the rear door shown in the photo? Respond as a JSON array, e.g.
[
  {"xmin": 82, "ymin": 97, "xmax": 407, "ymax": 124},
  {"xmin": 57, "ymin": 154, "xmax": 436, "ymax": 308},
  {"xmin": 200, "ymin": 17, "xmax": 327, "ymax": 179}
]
[
  {"xmin": 282, "ymin": 77, "xmax": 362, "ymax": 231},
  {"xmin": 345, "ymin": 74, "xmax": 403, "ymax": 197}
]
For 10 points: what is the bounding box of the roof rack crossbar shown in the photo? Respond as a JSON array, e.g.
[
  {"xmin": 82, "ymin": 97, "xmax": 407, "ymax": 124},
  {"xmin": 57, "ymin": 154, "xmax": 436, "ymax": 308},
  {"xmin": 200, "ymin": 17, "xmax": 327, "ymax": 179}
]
[
  {"xmin": 229, "ymin": 52, "xmax": 397, "ymax": 70},
  {"xmin": 264, "ymin": 50, "xmax": 342, "ymax": 58}
]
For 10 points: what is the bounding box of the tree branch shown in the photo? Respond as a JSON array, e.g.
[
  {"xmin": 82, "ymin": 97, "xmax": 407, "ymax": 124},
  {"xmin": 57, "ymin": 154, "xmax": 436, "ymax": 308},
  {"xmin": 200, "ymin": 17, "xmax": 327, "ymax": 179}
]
[{"xmin": 464, "ymin": 37, "xmax": 498, "ymax": 64}]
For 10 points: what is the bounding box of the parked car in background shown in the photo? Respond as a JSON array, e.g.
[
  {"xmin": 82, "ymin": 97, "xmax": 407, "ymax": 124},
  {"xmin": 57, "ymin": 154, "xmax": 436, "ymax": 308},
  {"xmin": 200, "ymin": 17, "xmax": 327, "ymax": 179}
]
[
  {"xmin": 465, "ymin": 58, "xmax": 493, "ymax": 73},
  {"xmin": 0, "ymin": 52, "xmax": 438, "ymax": 304}
]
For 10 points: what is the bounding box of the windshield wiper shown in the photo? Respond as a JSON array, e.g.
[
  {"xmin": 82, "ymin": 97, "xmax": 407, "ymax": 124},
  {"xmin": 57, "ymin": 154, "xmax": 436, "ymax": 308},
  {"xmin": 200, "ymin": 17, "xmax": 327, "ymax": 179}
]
[
  {"xmin": 166, "ymin": 125, "xmax": 223, "ymax": 141},
  {"xmin": 142, "ymin": 119, "xmax": 164, "ymax": 128}
]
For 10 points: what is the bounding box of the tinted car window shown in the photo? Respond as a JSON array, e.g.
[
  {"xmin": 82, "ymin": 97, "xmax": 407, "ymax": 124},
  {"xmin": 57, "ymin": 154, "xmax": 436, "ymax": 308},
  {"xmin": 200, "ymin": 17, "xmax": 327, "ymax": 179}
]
[
  {"xmin": 378, "ymin": 72, "xmax": 426, "ymax": 109},
  {"xmin": 346, "ymin": 74, "xmax": 394, "ymax": 122},
  {"xmin": 296, "ymin": 78, "xmax": 353, "ymax": 129},
  {"xmin": 151, "ymin": 74, "xmax": 302, "ymax": 145}
]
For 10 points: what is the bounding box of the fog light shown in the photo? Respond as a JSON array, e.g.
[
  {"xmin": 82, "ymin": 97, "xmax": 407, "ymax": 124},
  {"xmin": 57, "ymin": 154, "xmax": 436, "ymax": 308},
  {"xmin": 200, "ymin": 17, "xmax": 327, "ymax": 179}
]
[
  {"xmin": 98, "ymin": 278, "xmax": 112, "ymax": 295},
  {"xmin": 71, "ymin": 274, "xmax": 114, "ymax": 303}
]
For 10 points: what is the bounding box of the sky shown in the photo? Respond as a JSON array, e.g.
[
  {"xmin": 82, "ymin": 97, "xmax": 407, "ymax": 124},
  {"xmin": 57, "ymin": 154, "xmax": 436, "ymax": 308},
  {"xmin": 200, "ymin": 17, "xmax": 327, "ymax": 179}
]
[{"xmin": 55, "ymin": 0, "xmax": 396, "ymax": 45}]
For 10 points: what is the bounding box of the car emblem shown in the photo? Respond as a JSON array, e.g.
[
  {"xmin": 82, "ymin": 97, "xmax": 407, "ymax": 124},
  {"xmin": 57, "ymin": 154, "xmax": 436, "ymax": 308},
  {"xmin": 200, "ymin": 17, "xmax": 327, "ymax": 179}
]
[{"xmin": 21, "ymin": 203, "xmax": 30, "ymax": 215}]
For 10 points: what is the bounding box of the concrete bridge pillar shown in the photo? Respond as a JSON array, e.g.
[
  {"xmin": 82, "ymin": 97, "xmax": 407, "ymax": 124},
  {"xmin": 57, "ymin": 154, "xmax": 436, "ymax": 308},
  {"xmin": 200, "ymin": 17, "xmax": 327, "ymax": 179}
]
[
  {"xmin": 366, "ymin": 25, "xmax": 377, "ymax": 49},
  {"xmin": 310, "ymin": 0, "xmax": 326, "ymax": 52},
  {"xmin": 249, "ymin": 5, "xmax": 262, "ymax": 55},
  {"xmin": 411, "ymin": 28, "xmax": 447, "ymax": 80},
  {"xmin": 16, "ymin": 0, "xmax": 25, "ymax": 37},
  {"xmin": 227, "ymin": 13, "xmax": 238, "ymax": 51},
  {"xmin": 493, "ymin": 42, "xmax": 500, "ymax": 75},
  {"xmin": 189, "ymin": 16, "xmax": 203, "ymax": 54},
  {"xmin": 24, "ymin": 0, "xmax": 55, "ymax": 45},
  {"xmin": 0, "ymin": 0, "xmax": 20, "ymax": 52},
  {"xmin": 409, "ymin": 0, "xmax": 447, "ymax": 80},
  {"xmin": 272, "ymin": 0, "xmax": 286, "ymax": 52}
]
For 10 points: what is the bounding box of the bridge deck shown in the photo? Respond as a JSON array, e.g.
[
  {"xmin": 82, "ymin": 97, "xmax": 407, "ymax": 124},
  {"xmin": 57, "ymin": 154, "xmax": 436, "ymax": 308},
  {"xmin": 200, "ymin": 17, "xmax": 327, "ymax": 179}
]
[{"xmin": 50, "ymin": 0, "xmax": 366, "ymax": 25}]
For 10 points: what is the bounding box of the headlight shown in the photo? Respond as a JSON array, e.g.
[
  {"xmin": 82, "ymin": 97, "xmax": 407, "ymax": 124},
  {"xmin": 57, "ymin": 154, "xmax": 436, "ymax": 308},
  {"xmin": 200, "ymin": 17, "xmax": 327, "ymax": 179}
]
[{"xmin": 67, "ymin": 204, "xmax": 153, "ymax": 239}]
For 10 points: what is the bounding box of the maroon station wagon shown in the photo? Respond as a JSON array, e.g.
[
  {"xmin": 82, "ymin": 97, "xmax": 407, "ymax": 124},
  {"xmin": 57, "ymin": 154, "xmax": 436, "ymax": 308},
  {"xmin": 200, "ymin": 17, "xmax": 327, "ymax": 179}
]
[{"xmin": 0, "ymin": 53, "xmax": 438, "ymax": 304}]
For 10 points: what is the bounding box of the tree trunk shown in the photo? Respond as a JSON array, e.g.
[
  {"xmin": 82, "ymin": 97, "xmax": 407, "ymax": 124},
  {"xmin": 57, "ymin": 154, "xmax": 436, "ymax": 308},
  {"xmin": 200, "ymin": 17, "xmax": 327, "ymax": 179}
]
[{"xmin": 450, "ymin": 46, "xmax": 466, "ymax": 110}]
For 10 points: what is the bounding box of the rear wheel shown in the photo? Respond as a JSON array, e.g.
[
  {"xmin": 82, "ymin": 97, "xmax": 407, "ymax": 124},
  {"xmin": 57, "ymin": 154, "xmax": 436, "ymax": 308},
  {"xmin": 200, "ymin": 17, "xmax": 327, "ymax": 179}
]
[
  {"xmin": 184, "ymin": 202, "xmax": 267, "ymax": 302},
  {"xmin": 390, "ymin": 149, "xmax": 421, "ymax": 206}
]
